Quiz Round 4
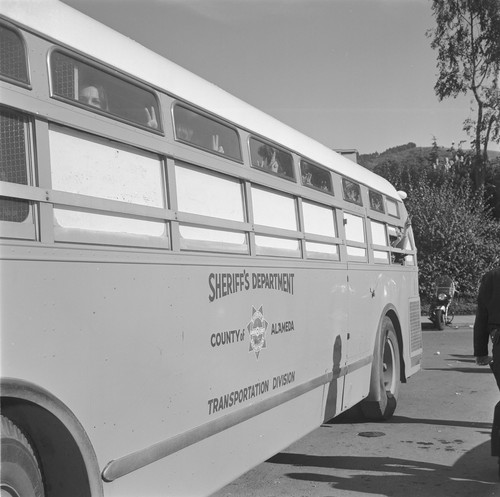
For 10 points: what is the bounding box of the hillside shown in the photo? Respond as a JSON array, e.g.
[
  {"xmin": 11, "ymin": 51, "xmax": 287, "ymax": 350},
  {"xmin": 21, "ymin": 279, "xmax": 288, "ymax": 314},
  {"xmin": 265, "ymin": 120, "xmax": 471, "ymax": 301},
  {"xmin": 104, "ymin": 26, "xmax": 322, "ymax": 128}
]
[{"xmin": 358, "ymin": 142, "xmax": 500, "ymax": 171}]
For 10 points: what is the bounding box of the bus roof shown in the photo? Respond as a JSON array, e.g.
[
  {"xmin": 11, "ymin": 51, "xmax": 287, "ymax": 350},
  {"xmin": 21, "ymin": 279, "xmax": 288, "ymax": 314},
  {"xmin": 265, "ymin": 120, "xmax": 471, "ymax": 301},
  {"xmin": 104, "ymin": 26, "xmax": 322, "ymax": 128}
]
[{"xmin": 2, "ymin": 0, "xmax": 401, "ymax": 201}]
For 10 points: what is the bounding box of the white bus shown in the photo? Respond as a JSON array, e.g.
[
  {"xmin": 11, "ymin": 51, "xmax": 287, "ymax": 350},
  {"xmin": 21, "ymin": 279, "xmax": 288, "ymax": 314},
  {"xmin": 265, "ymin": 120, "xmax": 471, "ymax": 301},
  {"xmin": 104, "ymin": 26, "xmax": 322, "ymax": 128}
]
[{"xmin": 0, "ymin": 2, "xmax": 422, "ymax": 496}]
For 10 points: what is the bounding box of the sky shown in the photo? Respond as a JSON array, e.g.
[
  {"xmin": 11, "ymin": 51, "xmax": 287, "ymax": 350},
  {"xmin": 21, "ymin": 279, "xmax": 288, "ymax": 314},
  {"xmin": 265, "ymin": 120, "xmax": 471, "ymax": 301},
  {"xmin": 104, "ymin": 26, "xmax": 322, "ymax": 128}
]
[{"xmin": 59, "ymin": 0, "xmax": 490, "ymax": 155}]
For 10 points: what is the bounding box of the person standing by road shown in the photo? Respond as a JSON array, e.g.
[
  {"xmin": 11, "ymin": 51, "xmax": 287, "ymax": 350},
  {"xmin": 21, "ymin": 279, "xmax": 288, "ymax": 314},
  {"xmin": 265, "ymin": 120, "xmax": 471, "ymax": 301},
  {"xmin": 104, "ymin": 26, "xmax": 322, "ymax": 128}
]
[{"xmin": 474, "ymin": 267, "xmax": 500, "ymax": 476}]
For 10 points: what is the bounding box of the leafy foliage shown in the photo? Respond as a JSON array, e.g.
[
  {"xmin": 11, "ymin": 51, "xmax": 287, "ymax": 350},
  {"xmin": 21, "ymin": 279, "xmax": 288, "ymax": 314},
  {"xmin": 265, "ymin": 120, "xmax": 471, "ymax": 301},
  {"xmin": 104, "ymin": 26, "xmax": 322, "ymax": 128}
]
[
  {"xmin": 362, "ymin": 142, "xmax": 500, "ymax": 304},
  {"xmin": 404, "ymin": 173, "xmax": 500, "ymax": 299},
  {"xmin": 427, "ymin": 0, "xmax": 500, "ymax": 188}
]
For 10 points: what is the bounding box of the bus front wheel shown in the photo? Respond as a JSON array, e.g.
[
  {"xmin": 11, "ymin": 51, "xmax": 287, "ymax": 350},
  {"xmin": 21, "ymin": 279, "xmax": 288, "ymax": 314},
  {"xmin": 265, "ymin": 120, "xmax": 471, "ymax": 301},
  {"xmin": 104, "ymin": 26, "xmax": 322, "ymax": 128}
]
[
  {"xmin": 361, "ymin": 318, "xmax": 401, "ymax": 421},
  {"xmin": 1, "ymin": 415, "xmax": 45, "ymax": 497}
]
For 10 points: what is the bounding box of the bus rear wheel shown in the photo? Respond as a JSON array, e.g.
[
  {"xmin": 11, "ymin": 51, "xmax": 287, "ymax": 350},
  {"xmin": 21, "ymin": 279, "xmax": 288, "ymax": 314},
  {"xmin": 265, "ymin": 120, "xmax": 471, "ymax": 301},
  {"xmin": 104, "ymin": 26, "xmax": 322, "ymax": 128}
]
[
  {"xmin": 1, "ymin": 415, "xmax": 44, "ymax": 497},
  {"xmin": 361, "ymin": 318, "xmax": 401, "ymax": 421}
]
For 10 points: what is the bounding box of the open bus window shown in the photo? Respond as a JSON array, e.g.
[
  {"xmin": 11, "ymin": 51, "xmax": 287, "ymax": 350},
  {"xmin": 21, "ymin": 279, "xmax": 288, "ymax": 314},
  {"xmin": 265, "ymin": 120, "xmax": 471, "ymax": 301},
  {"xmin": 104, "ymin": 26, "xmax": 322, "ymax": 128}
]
[
  {"xmin": 249, "ymin": 138, "xmax": 294, "ymax": 180},
  {"xmin": 0, "ymin": 108, "xmax": 31, "ymax": 223},
  {"xmin": 50, "ymin": 51, "xmax": 161, "ymax": 132},
  {"xmin": 173, "ymin": 105, "xmax": 242, "ymax": 161},
  {"xmin": 369, "ymin": 190, "xmax": 385, "ymax": 213},
  {"xmin": 342, "ymin": 178, "xmax": 362, "ymax": 206},
  {"xmin": 0, "ymin": 24, "xmax": 29, "ymax": 86},
  {"xmin": 300, "ymin": 160, "xmax": 333, "ymax": 194}
]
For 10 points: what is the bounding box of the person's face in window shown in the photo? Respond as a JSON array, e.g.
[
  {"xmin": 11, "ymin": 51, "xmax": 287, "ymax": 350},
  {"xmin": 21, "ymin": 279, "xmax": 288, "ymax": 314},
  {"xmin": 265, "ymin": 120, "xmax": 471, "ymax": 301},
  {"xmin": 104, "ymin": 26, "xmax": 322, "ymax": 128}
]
[{"xmin": 79, "ymin": 86, "xmax": 103, "ymax": 109}]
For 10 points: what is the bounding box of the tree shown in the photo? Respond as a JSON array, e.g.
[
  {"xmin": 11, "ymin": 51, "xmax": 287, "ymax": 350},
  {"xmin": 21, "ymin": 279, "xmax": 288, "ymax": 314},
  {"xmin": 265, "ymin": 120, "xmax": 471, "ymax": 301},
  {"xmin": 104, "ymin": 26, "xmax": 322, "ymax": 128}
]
[
  {"xmin": 427, "ymin": 0, "xmax": 500, "ymax": 189},
  {"xmin": 404, "ymin": 173, "xmax": 500, "ymax": 299}
]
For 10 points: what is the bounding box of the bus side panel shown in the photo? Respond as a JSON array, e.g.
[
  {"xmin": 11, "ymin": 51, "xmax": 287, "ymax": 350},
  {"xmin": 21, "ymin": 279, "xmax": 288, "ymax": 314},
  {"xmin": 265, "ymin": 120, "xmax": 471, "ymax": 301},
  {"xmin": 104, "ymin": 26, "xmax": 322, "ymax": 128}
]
[
  {"xmin": 104, "ymin": 387, "xmax": 325, "ymax": 497},
  {"xmin": 347, "ymin": 264, "xmax": 420, "ymax": 385},
  {"xmin": 0, "ymin": 254, "xmax": 348, "ymax": 494}
]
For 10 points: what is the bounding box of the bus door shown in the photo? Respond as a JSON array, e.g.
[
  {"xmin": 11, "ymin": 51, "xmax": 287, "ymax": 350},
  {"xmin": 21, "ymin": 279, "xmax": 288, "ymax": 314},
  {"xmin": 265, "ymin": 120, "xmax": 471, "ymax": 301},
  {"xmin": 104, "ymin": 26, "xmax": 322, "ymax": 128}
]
[{"xmin": 342, "ymin": 211, "xmax": 376, "ymax": 410}]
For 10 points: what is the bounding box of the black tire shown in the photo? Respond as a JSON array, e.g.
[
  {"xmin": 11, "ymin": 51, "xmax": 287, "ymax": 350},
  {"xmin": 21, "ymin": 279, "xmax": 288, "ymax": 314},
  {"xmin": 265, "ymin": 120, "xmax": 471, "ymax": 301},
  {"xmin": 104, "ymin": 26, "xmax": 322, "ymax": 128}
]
[
  {"xmin": 436, "ymin": 309, "xmax": 445, "ymax": 330},
  {"xmin": 361, "ymin": 318, "xmax": 401, "ymax": 420},
  {"xmin": 1, "ymin": 415, "xmax": 44, "ymax": 497}
]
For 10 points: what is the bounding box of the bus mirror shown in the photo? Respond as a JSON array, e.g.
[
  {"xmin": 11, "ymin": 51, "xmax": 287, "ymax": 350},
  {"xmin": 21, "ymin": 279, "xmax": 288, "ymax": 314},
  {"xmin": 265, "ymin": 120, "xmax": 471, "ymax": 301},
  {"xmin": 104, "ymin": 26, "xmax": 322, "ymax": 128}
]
[{"xmin": 397, "ymin": 191, "xmax": 407, "ymax": 200}]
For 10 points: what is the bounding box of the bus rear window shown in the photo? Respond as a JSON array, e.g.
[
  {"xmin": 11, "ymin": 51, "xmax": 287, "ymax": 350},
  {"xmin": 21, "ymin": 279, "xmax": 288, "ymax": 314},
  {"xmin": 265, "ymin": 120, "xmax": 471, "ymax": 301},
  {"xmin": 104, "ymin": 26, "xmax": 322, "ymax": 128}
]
[
  {"xmin": 249, "ymin": 138, "xmax": 294, "ymax": 180},
  {"xmin": 173, "ymin": 105, "xmax": 242, "ymax": 161},
  {"xmin": 0, "ymin": 24, "xmax": 29, "ymax": 86},
  {"xmin": 50, "ymin": 51, "xmax": 161, "ymax": 132}
]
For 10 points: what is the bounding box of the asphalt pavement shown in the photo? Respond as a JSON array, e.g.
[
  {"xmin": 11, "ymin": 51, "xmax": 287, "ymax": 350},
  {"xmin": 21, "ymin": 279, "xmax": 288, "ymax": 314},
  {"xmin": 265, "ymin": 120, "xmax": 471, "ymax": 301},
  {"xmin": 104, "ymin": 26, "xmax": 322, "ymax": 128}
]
[{"xmin": 214, "ymin": 314, "xmax": 500, "ymax": 497}]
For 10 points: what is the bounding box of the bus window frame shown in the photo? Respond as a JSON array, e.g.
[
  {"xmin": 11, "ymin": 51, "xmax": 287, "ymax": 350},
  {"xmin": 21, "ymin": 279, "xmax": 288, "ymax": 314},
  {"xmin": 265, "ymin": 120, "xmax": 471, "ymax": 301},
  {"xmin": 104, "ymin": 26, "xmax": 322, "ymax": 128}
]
[
  {"xmin": 172, "ymin": 103, "xmax": 243, "ymax": 163},
  {"xmin": 48, "ymin": 47, "xmax": 163, "ymax": 135},
  {"xmin": 0, "ymin": 22, "xmax": 31, "ymax": 89}
]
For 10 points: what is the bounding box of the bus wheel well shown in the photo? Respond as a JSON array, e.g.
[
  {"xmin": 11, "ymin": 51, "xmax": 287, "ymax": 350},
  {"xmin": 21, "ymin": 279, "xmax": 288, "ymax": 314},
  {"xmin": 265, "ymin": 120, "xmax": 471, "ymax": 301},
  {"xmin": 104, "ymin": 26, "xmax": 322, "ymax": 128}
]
[
  {"xmin": 1, "ymin": 398, "xmax": 92, "ymax": 497},
  {"xmin": 385, "ymin": 309, "xmax": 406, "ymax": 384}
]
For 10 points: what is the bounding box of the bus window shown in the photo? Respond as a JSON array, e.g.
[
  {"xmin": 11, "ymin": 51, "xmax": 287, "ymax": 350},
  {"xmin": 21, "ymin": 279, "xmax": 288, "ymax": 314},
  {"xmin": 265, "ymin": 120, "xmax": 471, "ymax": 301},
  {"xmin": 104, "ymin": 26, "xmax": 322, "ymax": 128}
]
[
  {"xmin": 173, "ymin": 105, "xmax": 242, "ymax": 161},
  {"xmin": 251, "ymin": 186, "xmax": 297, "ymax": 230},
  {"xmin": 0, "ymin": 108, "xmax": 31, "ymax": 223},
  {"xmin": 300, "ymin": 160, "xmax": 333, "ymax": 194},
  {"xmin": 0, "ymin": 24, "xmax": 29, "ymax": 86},
  {"xmin": 179, "ymin": 226, "xmax": 248, "ymax": 253},
  {"xmin": 388, "ymin": 225, "xmax": 398, "ymax": 246},
  {"xmin": 305, "ymin": 241, "xmax": 339, "ymax": 260},
  {"xmin": 50, "ymin": 51, "xmax": 161, "ymax": 132},
  {"xmin": 251, "ymin": 186, "xmax": 300, "ymax": 257},
  {"xmin": 50, "ymin": 126, "xmax": 167, "ymax": 240},
  {"xmin": 302, "ymin": 200, "xmax": 339, "ymax": 260},
  {"xmin": 342, "ymin": 178, "xmax": 362, "ymax": 206},
  {"xmin": 249, "ymin": 138, "xmax": 294, "ymax": 180},
  {"xmin": 370, "ymin": 219, "xmax": 389, "ymax": 263},
  {"xmin": 386, "ymin": 197, "xmax": 399, "ymax": 217},
  {"xmin": 175, "ymin": 164, "xmax": 248, "ymax": 253},
  {"xmin": 369, "ymin": 190, "xmax": 385, "ymax": 213},
  {"xmin": 254, "ymin": 235, "xmax": 301, "ymax": 258},
  {"xmin": 344, "ymin": 212, "xmax": 366, "ymax": 260},
  {"xmin": 302, "ymin": 201, "xmax": 336, "ymax": 237},
  {"xmin": 176, "ymin": 165, "xmax": 244, "ymax": 221}
]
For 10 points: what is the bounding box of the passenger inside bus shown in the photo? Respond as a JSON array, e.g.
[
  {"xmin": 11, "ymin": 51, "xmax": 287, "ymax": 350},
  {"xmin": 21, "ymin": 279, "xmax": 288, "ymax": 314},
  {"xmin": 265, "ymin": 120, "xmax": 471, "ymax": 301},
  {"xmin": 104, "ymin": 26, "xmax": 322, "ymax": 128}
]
[
  {"xmin": 391, "ymin": 217, "xmax": 412, "ymax": 249},
  {"xmin": 79, "ymin": 84, "xmax": 158, "ymax": 129},
  {"xmin": 390, "ymin": 217, "xmax": 411, "ymax": 263},
  {"xmin": 79, "ymin": 85, "xmax": 108, "ymax": 110}
]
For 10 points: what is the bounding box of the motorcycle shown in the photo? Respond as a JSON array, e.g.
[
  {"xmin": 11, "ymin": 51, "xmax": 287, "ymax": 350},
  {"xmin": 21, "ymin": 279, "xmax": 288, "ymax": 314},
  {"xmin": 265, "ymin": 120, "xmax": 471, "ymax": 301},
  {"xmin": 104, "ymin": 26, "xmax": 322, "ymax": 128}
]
[{"xmin": 428, "ymin": 275, "xmax": 456, "ymax": 330}]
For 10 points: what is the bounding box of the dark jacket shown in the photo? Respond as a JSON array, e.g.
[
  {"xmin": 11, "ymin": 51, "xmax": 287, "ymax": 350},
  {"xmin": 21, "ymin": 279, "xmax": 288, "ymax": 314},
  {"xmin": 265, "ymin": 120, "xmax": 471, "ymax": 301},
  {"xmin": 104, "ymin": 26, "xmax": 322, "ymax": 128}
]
[{"xmin": 473, "ymin": 268, "xmax": 500, "ymax": 357}]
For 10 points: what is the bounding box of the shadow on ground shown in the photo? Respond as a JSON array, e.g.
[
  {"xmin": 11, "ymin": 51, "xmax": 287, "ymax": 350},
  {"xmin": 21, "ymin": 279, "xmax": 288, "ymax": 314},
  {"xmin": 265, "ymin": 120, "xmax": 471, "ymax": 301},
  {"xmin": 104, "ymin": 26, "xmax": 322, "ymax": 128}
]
[{"xmin": 267, "ymin": 442, "xmax": 497, "ymax": 497}]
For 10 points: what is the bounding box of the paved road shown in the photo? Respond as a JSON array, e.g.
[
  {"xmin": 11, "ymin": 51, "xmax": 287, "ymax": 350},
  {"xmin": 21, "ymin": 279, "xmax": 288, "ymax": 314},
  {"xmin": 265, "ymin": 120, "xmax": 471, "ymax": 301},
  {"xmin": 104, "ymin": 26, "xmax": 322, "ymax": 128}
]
[{"xmin": 213, "ymin": 316, "xmax": 500, "ymax": 497}]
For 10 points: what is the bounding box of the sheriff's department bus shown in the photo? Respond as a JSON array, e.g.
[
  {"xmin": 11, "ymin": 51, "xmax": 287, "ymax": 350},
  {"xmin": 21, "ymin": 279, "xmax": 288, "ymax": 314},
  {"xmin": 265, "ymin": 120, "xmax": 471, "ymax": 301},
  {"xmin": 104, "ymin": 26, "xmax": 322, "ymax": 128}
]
[{"xmin": 0, "ymin": 2, "xmax": 422, "ymax": 495}]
